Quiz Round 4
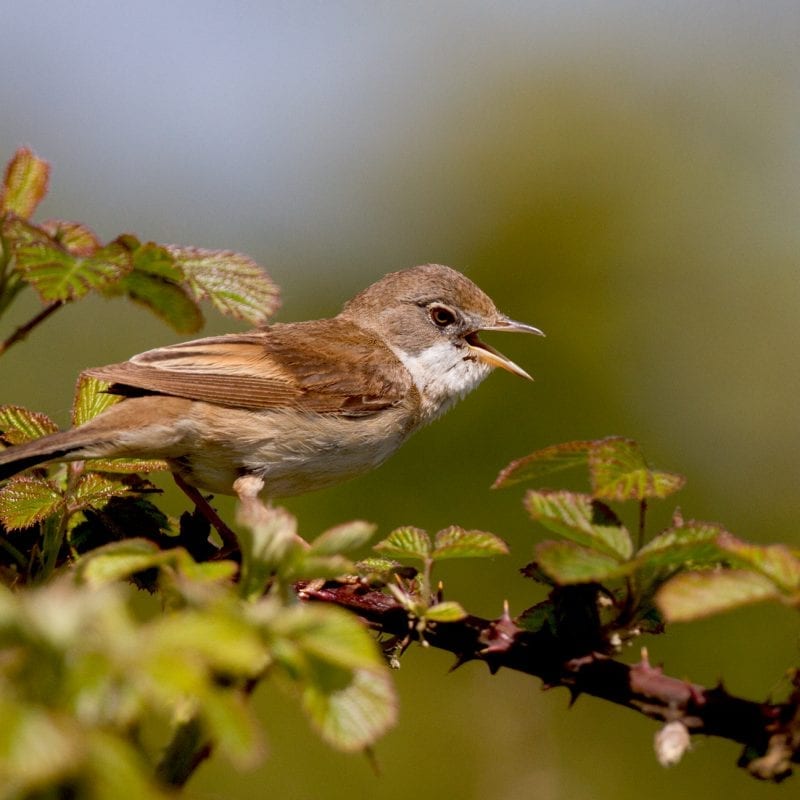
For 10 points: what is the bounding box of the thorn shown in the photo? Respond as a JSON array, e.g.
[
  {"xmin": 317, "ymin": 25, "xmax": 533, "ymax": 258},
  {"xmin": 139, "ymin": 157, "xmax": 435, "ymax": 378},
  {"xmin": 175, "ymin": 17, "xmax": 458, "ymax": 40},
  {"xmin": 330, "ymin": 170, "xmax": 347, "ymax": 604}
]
[
  {"xmin": 485, "ymin": 657, "xmax": 501, "ymax": 675},
  {"xmin": 567, "ymin": 686, "xmax": 582, "ymax": 707},
  {"xmin": 449, "ymin": 653, "xmax": 473, "ymax": 672}
]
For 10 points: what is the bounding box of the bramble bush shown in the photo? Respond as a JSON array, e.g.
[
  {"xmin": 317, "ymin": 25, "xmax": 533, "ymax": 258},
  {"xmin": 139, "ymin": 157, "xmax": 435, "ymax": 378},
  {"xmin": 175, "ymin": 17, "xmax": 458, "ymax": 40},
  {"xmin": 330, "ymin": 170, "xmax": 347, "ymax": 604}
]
[{"xmin": 1, "ymin": 148, "xmax": 798, "ymax": 797}]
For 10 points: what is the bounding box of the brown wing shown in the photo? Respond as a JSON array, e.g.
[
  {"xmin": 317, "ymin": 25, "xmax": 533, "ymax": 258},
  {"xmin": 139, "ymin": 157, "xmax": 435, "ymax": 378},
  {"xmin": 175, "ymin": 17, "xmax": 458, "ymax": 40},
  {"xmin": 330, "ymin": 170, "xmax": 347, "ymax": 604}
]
[{"xmin": 84, "ymin": 319, "xmax": 413, "ymax": 415}]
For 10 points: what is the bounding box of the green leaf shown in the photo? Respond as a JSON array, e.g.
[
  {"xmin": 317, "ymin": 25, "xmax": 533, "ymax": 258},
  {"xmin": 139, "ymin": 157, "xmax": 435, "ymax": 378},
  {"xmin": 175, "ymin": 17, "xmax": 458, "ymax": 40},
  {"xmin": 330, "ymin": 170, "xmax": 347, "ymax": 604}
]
[
  {"xmin": 493, "ymin": 440, "xmax": 593, "ymax": 488},
  {"xmin": 271, "ymin": 604, "xmax": 383, "ymax": 671},
  {"xmin": 301, "ymin": 666, "xmax": 397, "ymax": 752},
  {"xmin": 1, "ymin": 215, "xmax": 53, "ymax": 248},
  {"xmin": 424, "ymin": 601, "xmax": 467, "ymax": 622},
  {"xmin": 0, "ymin": 148, "xmax": 50, "ymax": 218},
  {"xmin": 83, "ymin": 456, "xmax": 169, "ymax": 475},
  {"xmin": 0, "ymin": 476, "xmax": 64, "ymax": 529},
  {"xmin": 16, "ymin": 239, "xmax": 133, "ymax": 302},
  {"xmin": 76, "ymin": 539, "xmax": 164, "ymax": 586},
  {"xmin": 40, "ymin": 219, "xmax": 100, "ymax": 256},
  {"xmin": 283, "ymin": 553, "xmax": 354, "ymax": 582},
  {"xmin": 0, "ymin": 701, "xmax": 86, "ymax": 794},
  {"xmin": 431, "ymin": 526, "xmax": 509, "ymax": 560},
  {"xmin": 86, "ymin": 731, "xmax": 168, "ymax": 800},
  {"xmin": 517, "ymin": 600, "xmax": 557, "ymax": 634},
  {"xmin": 656, "ymin": 570, "xmax": 780, "ymax": 622},
  {"xmin": 70, "ymin": 472, "xmax": 133, "ymax": 511},
  {"xmin": 374, "ymin": 526, "xmax": 431, "ymax": 561},
  {"xmin": 109, "ymin": 237, "xmax": 203, "ymax": 334},
  {"xmin": 0, "ymin": 405, "xmax": 60, "ymax": 446},
  {"xmin": 354, "ymin": 557, "xmax": 413, "ymax": 584},
  {"xmin": 525, "ymin": 490, "xmax": 633, "ymax": 560},
  {"xmin": 149, "ymin": 610, "xmax": 266, "ymax": 678},
  {"xmin": 634, "ymin": 522, "xmax": 731, "ymax": 580},
  {"xmin": 717, "ymin": 535, "xmax": 800, "ymax": 593},
  {"xmin": 237, "ymin": 503, "xmax": 304, "ymax": 598},
  {"xmin": 72, "ymin": 374, "xmax": 121, "ymax": 426},
  {"xmin": 201, "ymin": 691, "xmax": 264, "ymax": 769},
  {"xmin": 535, "ymin": 540, "xmax": 628, "ymax": 584},
  {"xmin": 589, "ymin": 437, "xmax": 685, "ymax": 501},
  {"xmin": 167, "ymin": 245, "xmax": 280, "ymax": 325},
  {"xmin": 310, "ymin": 521, "xmax": 376, "ymax": 556}
]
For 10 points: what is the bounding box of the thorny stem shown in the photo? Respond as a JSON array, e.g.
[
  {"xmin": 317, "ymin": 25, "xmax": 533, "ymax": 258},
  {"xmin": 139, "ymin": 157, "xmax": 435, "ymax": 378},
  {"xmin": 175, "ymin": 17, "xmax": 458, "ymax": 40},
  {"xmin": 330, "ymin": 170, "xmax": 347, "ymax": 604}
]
[{"xmin": 301, "ymin": 579, "xmax": 798, "ymax": 782}]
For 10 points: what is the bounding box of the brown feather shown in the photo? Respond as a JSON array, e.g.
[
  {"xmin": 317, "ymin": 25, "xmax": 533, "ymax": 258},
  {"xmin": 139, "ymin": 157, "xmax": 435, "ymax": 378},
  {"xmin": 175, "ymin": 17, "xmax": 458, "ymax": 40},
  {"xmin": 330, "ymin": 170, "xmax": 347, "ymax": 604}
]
[{"xmin": 84, "ymin": 319, "xmax": 414, "ymax": 415}]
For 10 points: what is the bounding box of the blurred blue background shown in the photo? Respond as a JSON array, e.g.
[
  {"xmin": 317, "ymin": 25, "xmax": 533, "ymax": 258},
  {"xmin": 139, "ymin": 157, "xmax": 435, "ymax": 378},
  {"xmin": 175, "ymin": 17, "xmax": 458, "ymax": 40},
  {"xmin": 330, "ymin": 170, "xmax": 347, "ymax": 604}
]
[{"xmin": 2, "ymin": 2, "xmax": 800, "ymax": 797}]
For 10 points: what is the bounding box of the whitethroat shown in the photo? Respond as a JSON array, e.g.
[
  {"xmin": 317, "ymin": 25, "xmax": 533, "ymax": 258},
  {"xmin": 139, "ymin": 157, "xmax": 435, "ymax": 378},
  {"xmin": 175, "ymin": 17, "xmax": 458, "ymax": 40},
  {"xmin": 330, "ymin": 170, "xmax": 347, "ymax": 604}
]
[{"xmin": 0, "ymin": 264, "xmax": 542, "ymax": 538}]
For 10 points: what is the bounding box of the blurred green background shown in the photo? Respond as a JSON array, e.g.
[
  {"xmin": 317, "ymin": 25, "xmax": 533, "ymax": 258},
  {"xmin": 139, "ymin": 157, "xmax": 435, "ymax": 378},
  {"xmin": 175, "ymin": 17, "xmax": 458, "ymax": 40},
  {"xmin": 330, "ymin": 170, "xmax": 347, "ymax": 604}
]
[{"xmin": 2, "ymin": 2, "xmax": 800, "ymax": 797}]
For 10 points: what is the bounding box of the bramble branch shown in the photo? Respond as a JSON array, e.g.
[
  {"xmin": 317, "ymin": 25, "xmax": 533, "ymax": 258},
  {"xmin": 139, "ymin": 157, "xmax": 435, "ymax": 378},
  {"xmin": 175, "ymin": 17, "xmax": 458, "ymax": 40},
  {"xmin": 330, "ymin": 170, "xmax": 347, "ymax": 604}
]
[{"xmin": 301, "ymin": 580, "xmax": 799, "ymax": 782}]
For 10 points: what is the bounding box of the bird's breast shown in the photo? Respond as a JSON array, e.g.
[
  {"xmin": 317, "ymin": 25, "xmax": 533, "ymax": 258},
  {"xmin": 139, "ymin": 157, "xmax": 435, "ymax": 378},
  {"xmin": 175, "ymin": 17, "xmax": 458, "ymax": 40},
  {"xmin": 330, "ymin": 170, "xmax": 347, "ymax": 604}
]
[{"xmin": 173, "ymin": 403, "xmax": 415, "ymax": 497}]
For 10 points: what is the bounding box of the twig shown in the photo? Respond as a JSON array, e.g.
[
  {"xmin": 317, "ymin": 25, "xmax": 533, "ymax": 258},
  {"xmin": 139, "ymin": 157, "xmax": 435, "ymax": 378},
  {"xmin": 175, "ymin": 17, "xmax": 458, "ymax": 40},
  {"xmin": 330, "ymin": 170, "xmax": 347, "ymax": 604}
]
[{"xmin": 0, "ymin": 300, "xmax": 63, "ymax": 356}]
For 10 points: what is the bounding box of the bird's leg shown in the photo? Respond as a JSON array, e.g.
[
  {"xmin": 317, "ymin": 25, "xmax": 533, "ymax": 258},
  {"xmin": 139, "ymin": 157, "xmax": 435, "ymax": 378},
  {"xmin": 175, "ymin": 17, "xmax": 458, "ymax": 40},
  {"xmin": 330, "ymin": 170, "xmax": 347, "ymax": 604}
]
[
  {"xmin": 232, "ymin": 474, "xmax": 267, "ymax": 523},
  {"xmin": 172, "ymin": 473, "xmax": 239, "ymax": 554}
]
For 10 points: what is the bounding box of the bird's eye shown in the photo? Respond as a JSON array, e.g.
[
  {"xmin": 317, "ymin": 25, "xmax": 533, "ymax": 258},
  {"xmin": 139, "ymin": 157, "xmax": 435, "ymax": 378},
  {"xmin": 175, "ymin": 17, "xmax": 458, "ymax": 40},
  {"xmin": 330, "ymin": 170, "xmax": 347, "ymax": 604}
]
[{"xmin": 429, "ymin": 304, "xmax": 457, "ymax": 328}]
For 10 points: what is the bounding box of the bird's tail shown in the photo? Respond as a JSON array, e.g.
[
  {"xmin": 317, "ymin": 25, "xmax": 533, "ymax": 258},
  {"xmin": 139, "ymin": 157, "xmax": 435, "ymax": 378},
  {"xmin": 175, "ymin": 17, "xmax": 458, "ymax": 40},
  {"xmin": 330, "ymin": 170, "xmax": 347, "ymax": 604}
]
[{"xmin": 0, "ymin": 428, "xmax": 99, "ymax": 481}]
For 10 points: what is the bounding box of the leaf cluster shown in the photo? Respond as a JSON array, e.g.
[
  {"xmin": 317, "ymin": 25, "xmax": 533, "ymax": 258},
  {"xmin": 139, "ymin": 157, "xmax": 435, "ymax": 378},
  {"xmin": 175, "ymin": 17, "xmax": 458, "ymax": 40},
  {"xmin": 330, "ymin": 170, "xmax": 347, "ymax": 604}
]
[
  {"xmin": 0, "ymin": 148, "xmax": 279, "ymax": 356},
  {"xmin": 495, "ymin": 437, "xmax": 800, "ymax": 649}
]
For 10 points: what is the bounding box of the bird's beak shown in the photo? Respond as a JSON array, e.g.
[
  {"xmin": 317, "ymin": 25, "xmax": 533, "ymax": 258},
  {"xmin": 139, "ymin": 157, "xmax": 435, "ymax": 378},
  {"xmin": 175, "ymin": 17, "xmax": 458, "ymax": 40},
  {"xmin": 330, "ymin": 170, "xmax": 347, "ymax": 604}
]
[{"xmin": 466, "ymin": 315, "xmax": 544, "ymax": 381}]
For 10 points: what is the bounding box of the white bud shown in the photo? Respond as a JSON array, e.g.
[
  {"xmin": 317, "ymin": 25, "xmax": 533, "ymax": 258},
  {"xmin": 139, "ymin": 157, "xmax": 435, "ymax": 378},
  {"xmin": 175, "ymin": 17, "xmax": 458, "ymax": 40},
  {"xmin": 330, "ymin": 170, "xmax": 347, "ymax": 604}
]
[{"xmin": 655, "ymin": 721, "xmax": 691, "ymax": 767}]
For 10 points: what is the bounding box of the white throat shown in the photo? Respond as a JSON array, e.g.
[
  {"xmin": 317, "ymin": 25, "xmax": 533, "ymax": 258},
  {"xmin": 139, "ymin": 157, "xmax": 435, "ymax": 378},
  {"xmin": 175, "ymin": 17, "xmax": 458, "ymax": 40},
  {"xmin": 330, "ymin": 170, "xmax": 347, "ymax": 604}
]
[{"xmin": 390, "ymin": 340, "xmax": 491, "ymax": 422}]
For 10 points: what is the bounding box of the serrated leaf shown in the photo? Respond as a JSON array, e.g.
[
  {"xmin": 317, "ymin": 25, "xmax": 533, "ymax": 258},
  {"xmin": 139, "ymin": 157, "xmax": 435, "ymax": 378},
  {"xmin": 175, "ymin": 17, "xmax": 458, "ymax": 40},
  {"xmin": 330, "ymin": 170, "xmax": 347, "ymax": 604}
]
[
  {"xmin": 72, "ymin": 374, "xmax": 121, "ymax": 426},
  {"xmin": 310, "ymin": 521, "xmax": 376, "ymax": 556},
  {"xmin": 69, "ymin": 472, "xmax": 131, "ymax": 513},
  {"xmin": 40, "ymin": 219, "xmax": 100, "ymax": 256},
  {"xmin": 431, "ymin": 526, "xmax": 509, "ymax": 560},
  {"xmin": 0, "ymin": 476, "xmax": 63, "ymax": 529},
  {"xmin": 424, "ymin": 601, "xmax": 467, "ymax": 622},
  {"xmin": 0, "ymin": 405, "xmax": 60, "ymax": 446},
  {"xmin": 1, "ymin": 148, "xmax": 50, "ymax": 218},
  {"xmin": 535, "ymin": 540, "xmax": 628, "ymax": 584},
  {"xmin": 167, "ymin": 245, "xmax": 280, "ymax": 325},
  {"xmin": 656, "ymin": 570, "xmax": 780, "ymax": 622},
  {"xmin": 589, "ymin": 437, "xmax": 685, "ymax": 501},
  {"xmin": 106, "ymin": 237, "xmax": 203, "ymax": 334},
  {"xmin": 122, "ymin": 269, "xmax": 203, "ymax": 333},
  {"xmin": 716, "ymin": 535, "xmax": 800, "ymax": 593},
  {"xmin": 493, "ymin": 440, "xmax": 594, "ymax": 489},
  {"xmin": 122, "ymin": 236, "xmax": 184, "ymax": 281},
  {"xmin": 302, "ymin": 666, "xmax": 396, "ymax": 752},
  {"xmin": 16, "ymin": 238, "xmax": 133, "ymax": 302},
  {"xmin": 634, "ymin": 522, "xmax": 731, "ymax": 579},
  {"xmin": 525, "ymin": 490, "xmax": 632, "ymax": 560},
  {"xmin": 374, "ymin": 526, "xmax": 432, "ymax": 560},
  {"xmin": 1, "ymin": 215, "xmax": 53, "ymax": 248}
]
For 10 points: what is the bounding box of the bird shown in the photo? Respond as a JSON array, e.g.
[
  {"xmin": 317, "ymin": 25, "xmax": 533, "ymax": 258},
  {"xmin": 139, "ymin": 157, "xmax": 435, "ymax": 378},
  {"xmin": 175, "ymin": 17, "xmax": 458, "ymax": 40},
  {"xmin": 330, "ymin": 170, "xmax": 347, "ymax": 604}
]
[{"xmin": 0, "ymin": 264, "xmax": 542, "ymax": 536}]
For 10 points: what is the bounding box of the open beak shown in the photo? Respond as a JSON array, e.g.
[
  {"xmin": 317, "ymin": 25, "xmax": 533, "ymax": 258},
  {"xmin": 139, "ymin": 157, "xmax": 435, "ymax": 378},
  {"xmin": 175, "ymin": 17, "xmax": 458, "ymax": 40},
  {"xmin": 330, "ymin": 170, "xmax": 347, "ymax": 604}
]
[{"xmin": 466, "ymin": 315, "xmax": 544, "ymax": 381}]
